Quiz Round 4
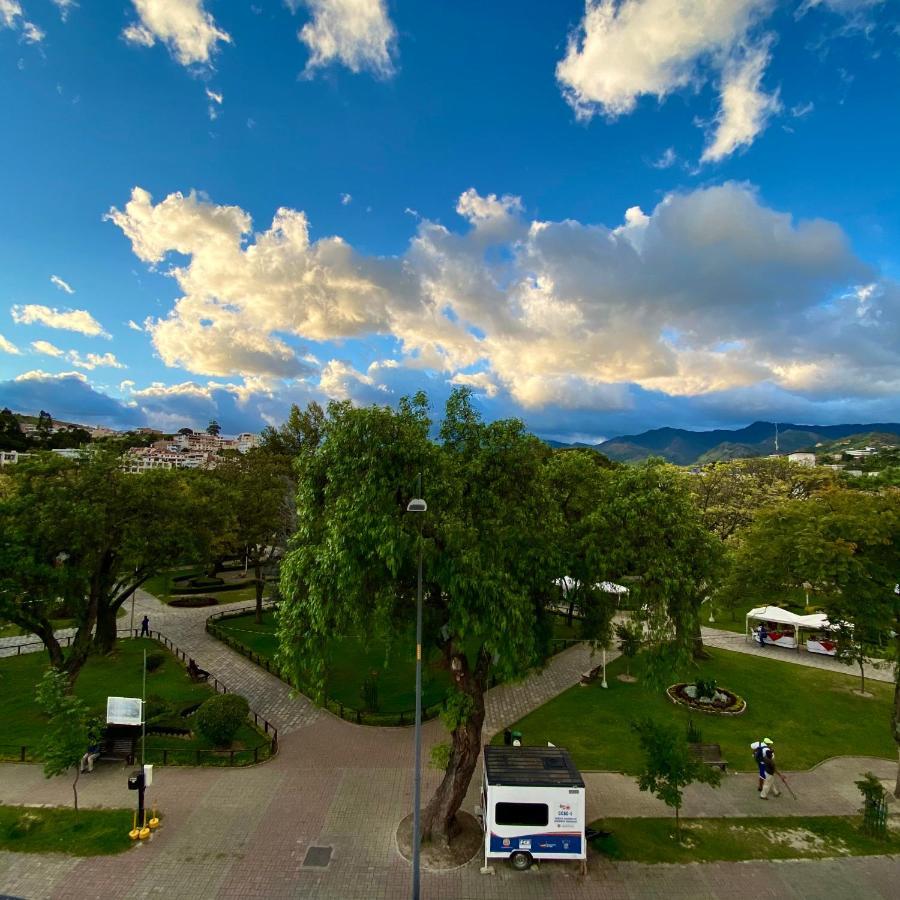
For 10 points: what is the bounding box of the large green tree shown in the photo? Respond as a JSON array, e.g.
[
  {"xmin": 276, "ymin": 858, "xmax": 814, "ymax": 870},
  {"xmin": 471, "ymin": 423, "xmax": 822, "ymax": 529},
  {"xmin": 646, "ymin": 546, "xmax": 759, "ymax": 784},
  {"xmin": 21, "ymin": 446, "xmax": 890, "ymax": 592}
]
[
  {"xmin": 279, "ymin": 390, "xmax": 562, "ymax": 847},
  {"xmin": 214, "ymin": 451, "xmax": 296, "ymax": 623},
  {"xmin": 0, "ymin": 451, "xmax": 222, "ymax": 676},
  {"xmin": 728, "ymin": 487, "xmax": 900, "ymax": 794}
]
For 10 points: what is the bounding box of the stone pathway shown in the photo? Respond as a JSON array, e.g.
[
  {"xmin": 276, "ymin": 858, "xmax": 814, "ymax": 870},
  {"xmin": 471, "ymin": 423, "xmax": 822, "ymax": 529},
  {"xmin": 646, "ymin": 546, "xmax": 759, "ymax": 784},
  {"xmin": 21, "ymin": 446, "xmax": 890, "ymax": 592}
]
[{"xmin": 701, "ymin": 626, "xmax": 895, "ymax": 684}]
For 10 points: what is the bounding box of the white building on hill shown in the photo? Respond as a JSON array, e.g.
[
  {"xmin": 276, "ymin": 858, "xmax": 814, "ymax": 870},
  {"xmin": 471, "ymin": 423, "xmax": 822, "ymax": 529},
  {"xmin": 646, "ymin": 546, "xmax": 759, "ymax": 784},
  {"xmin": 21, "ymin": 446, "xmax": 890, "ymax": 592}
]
[{"xmin": 787, "ymin": 452, "xmax": 816, "ymax": 467}]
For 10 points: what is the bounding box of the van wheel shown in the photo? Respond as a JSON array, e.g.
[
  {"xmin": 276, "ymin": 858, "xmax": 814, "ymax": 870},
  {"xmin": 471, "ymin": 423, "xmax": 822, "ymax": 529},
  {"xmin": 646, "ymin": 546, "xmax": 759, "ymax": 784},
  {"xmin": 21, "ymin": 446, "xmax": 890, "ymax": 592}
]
[{"xmin": 509, "ymin": 851, "xmax": 533, "ymax": 871}]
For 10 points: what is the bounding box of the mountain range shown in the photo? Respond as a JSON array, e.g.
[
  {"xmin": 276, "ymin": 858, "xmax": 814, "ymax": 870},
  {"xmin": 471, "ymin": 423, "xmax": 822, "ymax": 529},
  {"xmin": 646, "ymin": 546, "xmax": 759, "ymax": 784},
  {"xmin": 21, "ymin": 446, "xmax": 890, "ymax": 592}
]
[{"xmin": 546, "ymin": 422, "xmax": 900, "ymax": 466}]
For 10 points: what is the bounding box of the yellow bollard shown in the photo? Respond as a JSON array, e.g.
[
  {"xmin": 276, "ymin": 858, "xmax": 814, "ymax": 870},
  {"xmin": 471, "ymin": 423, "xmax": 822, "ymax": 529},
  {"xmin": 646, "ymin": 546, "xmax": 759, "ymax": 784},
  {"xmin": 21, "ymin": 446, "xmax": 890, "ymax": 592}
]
[
  {"xmin": 128, "ymin": 811, "xmax": 140, "ymax": 841},
  {"xmin": 149, "ymin": 807, "xmax": 160, "ymax": 830},
  {"xmin": 138, "ymin": 811, "xmax": 151, "ymax": 840}
]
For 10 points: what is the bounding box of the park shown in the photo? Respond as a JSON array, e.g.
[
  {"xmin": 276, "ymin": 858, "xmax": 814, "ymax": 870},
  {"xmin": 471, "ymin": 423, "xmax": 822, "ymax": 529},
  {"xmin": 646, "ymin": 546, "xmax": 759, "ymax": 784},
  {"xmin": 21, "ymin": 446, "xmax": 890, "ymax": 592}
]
[{"xmin": 1, "ymin": 391, "xmax": 898, "ymax": 900}]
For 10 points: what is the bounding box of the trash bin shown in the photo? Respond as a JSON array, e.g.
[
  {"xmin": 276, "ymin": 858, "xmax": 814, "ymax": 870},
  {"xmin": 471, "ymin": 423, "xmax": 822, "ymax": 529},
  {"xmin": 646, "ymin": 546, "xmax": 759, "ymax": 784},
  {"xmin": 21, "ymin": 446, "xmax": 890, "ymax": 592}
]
[{"xmin": 503, "ymin": 729, "xmax": 512, "ymax": 746}]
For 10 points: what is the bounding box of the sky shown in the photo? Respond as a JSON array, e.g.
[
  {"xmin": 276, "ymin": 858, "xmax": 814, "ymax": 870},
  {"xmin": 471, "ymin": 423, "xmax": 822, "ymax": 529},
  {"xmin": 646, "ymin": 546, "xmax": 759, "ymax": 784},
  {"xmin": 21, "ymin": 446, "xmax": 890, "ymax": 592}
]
[{"xmin": 1, "ymin": 0, "xmax": 899, "ymax": 441}]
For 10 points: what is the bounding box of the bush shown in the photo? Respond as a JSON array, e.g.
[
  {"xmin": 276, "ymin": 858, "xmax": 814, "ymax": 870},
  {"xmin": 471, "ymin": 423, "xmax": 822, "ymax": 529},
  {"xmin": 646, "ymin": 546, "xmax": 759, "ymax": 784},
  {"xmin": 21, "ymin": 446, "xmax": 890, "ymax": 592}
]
[
  {"xmin": 145, "ymin": 653, "xmax": 165, "ymax": 673},
  {"xmin": 194, "ymin": 694, "xmax": 249, "ymax": 746},
  {"xmin": 686, "ymin": 718, "xmax": 702, "ymax": 743},
  {"xmin": 695, "ymin": 678, "xmax": 717, "ymax": 700}
]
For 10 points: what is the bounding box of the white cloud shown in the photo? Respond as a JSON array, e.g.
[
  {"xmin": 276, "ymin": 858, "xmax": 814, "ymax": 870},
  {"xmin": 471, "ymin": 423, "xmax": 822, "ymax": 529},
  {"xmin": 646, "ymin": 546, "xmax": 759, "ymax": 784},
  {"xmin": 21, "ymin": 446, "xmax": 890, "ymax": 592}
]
[
  {"xmin": 799, "ymin": 0, "xmax": 884, "ymax": 15},
  {"xmin": 0, "ymin": 0, "xmax": 43, "ymax": 42},
  {"xmin": 650, "ymin": 147, "xmax": 676, "ymax": 169},
  {"xmin": 50, "ymin": 274, "xmax": 75, "ymax": 294},
  {"xmin": 291, "ymin": 0, "xmax": 396, "ymax": 77},
  {"xmin": 31, "ymin": 339, "xmax": 64, "ymax": 357},
  {"xmin": 449, "ymin": 371, "xmax": 500, "ymax": 399},
  {"xmin": 108, "ymin": 182, "xmax": 900, "ymax": 414},
  {"xmin": 340, "ymin": 192, "xmax": 352, "ymax": 205},
  {"xmin": 702, "ymin": 43, "xmax": 781, "ymax": 163},
  {"xmin": 205, "ymin": 87, "xmax": 223, "ymax": 120},
  {"xmin": 67, "ymin": 351, "xmax": 126, "ymax": 371},
  {"xmin": 15, "ymin": 368, "xmax": 87, "ymax": 383},
  {"xmin": 205, "ymin": 87, "xmax": 223, "ymax": 104},
  {"xmin": 11, "ymin": 304, "xmax": 110, "ymax": 338},
  {"xmin": 123, "ymin": 0, "xmax": 231, "ymax": 67},
  {"xmin": 126, "ymin": 319, "xmax": 145, "ymax": 332},
  {"xmin": 557, "ymin": 1, "xmax": 782, "ymax": 161},
  {"xmin": 557, "ymin": 0, "xmax": 771, "ymax": 117},
  {"xmin": 0, "ymin": 332, "xmax": 21, "ymax": 355},
  {"xmin": 51, "ymin": 0, "xmax": 77, "ymax": 22}
]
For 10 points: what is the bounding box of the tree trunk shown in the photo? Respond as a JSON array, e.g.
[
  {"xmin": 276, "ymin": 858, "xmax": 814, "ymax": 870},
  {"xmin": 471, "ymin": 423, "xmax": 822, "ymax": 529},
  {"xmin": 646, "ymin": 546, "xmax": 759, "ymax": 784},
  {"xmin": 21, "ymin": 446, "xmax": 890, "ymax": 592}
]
[
  {"xmin": 674, "ymin": 802, "xmax": 680, "ymax": 841},
  {"xmin": 420, "ymin": 651, "xmax": 489, "ymax": 849},
  {"xmin": 566, "ymin": 598, "xmax": 575, "ymax": 627},
  {"xmin": 254, "ymin": 562, "xmax": 264, "ymax": 625},
  {"xmin": 690, "ymin": 612, "xmax": 710, "ymax": 660},
  {"xmin": 859, "ymin": 658, "xmax": 866, "ymax": 695},
  {"xmin": 893, "ymin": 664, "xmax": 900, "ymax": 798},
  {"xmin": 94, "ymin": 604, "xmax": 119, "ymax": 655},
  {"xmin": 72, "ymin": 767, "xmax": 80, "ymax": 820},
  {"xmin": 30, "ymin": 619, "xmax": 65, "ymax": 670}
]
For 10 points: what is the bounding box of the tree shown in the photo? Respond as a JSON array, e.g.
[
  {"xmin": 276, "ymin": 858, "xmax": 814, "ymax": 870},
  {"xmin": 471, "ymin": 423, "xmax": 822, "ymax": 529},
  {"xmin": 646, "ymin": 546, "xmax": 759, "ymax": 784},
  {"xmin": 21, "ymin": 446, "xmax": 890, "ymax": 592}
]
[
  {"xmin": 615, "ymin": 620, "xmax": 642, "ymax": 678},
  {"xmin": 258, "ymin": 402, "xmax": 325, "ymax": 464},
  {"xmin": 214, "ymin": 451, "xmax": 295, "ymax": 623},
  {"xmin": 631, "ymin": 717, "xmax": 721, "ymax": 839},
  {"xmin": 0, "ymin": 408, "xmax": 26, "ymax": 452},
  {"xmin": 206, "ymin": 419, "xmax": 221, "ymax": 437},
  {"xmin": 279, "ymin": 389, "xmax": 562, "ymax": 848},
  {"xmin": 0, "ymin": 451, "xmax": 226, "ymax": 677},
  {"xmin": 728, "ymin": 487, "xmax": 900, "ymax": 794},
  {"xmin": 35, "ymin": 670, "xmax": 101, "ymax": 818},
  {"xmin": 35, "ymin": 409, "xmax": 54, "ymax": 446}
]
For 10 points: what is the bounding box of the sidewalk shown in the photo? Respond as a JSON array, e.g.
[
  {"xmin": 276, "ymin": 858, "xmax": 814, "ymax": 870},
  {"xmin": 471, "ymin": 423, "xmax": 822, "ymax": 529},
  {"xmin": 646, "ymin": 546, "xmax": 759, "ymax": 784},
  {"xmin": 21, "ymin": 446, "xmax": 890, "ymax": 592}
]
[{"xmin": 701, "ymin": 626, "xmax": 894, "ymax": 684}]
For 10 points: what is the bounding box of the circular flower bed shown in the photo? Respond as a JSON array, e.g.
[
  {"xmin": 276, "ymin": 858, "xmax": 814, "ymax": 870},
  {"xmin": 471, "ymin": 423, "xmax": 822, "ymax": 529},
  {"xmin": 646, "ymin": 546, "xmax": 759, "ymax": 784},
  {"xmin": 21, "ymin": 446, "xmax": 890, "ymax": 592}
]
[
  {"xmin": 666, "ymin": 683, "xmax": 747, "ymax": 715},
  {"xmin": 169, "ymin": 596, "xmax": 218, "ymax": 608}
]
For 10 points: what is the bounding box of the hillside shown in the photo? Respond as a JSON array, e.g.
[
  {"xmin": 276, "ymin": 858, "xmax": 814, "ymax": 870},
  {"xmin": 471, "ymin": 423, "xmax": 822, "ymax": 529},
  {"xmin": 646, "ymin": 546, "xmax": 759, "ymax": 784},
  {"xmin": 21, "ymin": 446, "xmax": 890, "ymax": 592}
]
[{"xmin": 548, "ymin": 421, "xmax": 900, "ymax": 466}]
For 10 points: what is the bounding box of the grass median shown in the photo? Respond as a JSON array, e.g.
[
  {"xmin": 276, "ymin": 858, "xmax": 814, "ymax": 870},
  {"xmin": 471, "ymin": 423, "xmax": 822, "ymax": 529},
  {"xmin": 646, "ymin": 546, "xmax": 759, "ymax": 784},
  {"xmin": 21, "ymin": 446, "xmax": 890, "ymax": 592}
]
[{"xmin": 0, "ymin": 805, "xmax": 135, "ymax": 855}]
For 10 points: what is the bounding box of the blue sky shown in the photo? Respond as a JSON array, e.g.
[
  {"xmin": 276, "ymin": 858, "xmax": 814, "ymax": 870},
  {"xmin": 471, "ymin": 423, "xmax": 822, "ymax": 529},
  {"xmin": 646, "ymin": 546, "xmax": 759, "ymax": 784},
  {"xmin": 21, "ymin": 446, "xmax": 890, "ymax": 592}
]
[{"xmin": 1, "ymin": 0, "xmax": 899, "ymax": 440}]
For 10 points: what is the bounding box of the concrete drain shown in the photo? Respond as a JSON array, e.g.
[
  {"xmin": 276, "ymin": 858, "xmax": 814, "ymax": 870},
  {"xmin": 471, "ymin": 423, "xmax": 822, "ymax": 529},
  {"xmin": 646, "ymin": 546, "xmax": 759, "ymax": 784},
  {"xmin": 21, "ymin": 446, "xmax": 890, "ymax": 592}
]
[{"xmin": 303, "ymin": 846, "xmax": 333, "ymax": 868}]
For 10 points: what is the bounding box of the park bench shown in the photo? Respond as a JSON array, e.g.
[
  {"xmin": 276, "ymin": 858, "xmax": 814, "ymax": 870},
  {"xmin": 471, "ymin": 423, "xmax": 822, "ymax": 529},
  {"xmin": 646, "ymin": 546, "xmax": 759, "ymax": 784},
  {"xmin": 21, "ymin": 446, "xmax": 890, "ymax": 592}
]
[
  {"xmin": 187, "ymin": 658, "xmax": 210, "ymax": 683},
  {"xmin": 99, "ymin": 737, "xmax": 135, "ymax": 765},
  {"xmin": 580, "ymin": 665, "xmax": 602, "ymax": 685},
  {"xmin": 689, "ymin": 742, "xmax": 728, "ymax": 771}
]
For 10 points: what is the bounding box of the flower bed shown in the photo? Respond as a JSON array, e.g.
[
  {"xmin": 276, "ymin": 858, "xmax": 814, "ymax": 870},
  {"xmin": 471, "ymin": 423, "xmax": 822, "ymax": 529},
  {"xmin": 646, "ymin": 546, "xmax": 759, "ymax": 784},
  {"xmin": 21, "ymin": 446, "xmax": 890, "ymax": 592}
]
[
  {"xmin": 169, "ymin": 596, "xmax": 218, "ymax": 608},
  {"xmin": 666, "ymin": 682, "xmax": 747, "ymax": 715}
]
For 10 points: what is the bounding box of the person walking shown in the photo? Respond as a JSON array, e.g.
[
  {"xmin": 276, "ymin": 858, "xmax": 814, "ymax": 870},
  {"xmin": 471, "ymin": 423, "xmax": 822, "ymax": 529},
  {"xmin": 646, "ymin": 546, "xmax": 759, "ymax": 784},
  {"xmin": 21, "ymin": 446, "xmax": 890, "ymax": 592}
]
[
  {"xmin": 757, "ymin": 623, "xmax": 768, "ymax": 648},
  {"xmin": 140, "ymin": 614, "xmax": 150, "ymax": 637},
  {"xmin": 750, "ymin": 738, "xmax": 774, "ymax": 792},
  {"xmin": 760, "ymin": 741, "xmax": 782, "ymax": 799}
]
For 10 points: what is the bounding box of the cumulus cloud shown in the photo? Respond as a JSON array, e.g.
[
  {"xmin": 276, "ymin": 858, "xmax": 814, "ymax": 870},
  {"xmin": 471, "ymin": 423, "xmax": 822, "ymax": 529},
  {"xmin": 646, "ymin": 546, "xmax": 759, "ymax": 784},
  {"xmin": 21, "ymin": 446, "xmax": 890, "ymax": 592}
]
[
  {"xmin": 556, "ymin": 0, "xmax": 780, "ymax": 161},
  {"xmin": 30, "ymin": 339, "xmax": 126, "ymax": 370},
  {"xmin": 0, "ymin": 332, "xmax": 21, "ymax": 355},
  {"xmin": 11, "ymin": 304, "xmax": 110, "ymax": 338},
  {"xmin": 0, "ymin": 0, "xmax": 43, "ymax": 42},
  {"xmin": 702, "ymin": 43, "xmax": 781, "ymax": 163},
  {"xmin": 123, "ymin": 0, "xmax": 231, "ymax": 67},
  {"xmin": 106, "ymin": 181, "xmax": 900, "ymax": 422},
  {"xmin": 50, "ymin": 274, "xmax": 75, "ymax": 294},
  {"xmin": 291, "ymin": 0, "xmax": 397, "ymax": 77}
]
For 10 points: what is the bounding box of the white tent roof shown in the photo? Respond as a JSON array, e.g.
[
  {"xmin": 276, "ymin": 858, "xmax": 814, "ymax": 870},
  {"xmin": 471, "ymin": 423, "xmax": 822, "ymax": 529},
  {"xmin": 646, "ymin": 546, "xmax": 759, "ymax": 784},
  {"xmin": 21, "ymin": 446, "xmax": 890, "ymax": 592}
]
[
  {"xmin": 554, "ymin": 576, "xmax": 629, "ymax": 595},
  {"xmin": 747, "ymin": 606, "xmax": 834, "ymax": 630}
]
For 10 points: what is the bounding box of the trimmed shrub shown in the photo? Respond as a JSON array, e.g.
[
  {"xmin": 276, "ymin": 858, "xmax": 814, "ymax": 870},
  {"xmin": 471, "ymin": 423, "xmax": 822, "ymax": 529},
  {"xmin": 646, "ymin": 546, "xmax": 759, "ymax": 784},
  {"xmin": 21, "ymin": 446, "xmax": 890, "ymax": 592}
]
[
  {"xmin": 145, "ymin": 653, "xmax": 165, "ymax": 673},
  {"xmin": 194, "ymin": 693, "xmax": 249, "ymax": 746},
  {"xmin": 169, "ymin": 596, "xmax": 218, "ymax": 608}
]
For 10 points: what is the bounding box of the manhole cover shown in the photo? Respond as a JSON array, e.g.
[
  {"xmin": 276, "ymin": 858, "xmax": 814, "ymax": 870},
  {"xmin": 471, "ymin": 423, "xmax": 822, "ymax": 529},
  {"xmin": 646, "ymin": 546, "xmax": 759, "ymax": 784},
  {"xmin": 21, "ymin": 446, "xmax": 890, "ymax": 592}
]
[{"xmin": 303, "ymin": 846, "xmax": 332, "ymax": 868}]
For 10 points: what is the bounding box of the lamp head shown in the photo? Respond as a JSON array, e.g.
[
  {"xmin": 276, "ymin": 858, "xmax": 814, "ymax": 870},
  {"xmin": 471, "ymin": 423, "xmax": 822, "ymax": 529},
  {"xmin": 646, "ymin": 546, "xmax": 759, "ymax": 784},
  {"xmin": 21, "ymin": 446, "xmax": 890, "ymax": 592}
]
[{"xmin": 407, "ymin": 498, "xmax": 427, "ymax": 513}]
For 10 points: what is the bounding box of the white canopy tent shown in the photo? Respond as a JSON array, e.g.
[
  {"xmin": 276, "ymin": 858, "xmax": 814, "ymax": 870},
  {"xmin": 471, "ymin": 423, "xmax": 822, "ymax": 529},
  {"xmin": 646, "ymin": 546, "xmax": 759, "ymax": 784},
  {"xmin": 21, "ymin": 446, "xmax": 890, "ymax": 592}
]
[
  {"xmin": 553, "ymin": 576, "xmax": 629, "ymax": 596},
  {"xmin": 745, "ymin": 606, "xmax": 840, "ymax": 656}
]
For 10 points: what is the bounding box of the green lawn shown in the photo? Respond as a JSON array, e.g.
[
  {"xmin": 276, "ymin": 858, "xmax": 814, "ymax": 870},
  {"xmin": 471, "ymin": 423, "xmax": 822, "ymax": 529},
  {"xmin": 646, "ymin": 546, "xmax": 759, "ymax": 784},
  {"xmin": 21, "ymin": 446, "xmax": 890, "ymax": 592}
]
[
  {"xmin": 0, "ymin": 618, "xmax": 75, "ymax": 639},
  {"xmin": 495, "ymin": 648, "xmax": 895, "ymax": 774},
  {"xmin": 213, "ymin": 610, "xmax": 582, "ymax": 718},
  {"xmin": 0, "ymin": 639, "xmax": 270, "ymax": 764},
  {"xmin": 590, "ymin": 816, "xmax": 900, "ymax": 864},
  {"xmin": 0, "ymin": 805, "xmax": 135, "ymax": 855}
]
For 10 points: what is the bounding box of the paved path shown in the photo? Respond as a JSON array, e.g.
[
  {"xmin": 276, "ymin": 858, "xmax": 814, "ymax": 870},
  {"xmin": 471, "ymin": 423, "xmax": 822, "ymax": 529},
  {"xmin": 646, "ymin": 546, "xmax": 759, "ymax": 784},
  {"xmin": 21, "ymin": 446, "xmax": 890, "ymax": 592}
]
[
  {"xmin": 2, "ymin": 602, "xmax": 899, "ymax": 898},
  {"xmin": 701, "ymin": 626, "xmax": 894, "ymax": 684}
]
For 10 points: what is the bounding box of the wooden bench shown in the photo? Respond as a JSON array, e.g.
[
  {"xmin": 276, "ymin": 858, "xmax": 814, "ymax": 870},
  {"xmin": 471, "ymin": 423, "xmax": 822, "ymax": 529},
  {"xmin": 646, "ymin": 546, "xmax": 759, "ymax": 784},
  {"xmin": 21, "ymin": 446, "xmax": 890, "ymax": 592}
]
[
  {"xmin": 580, "ymin": 665, "xmax": 603, "ymax": 686},
  {"xmin": 99, "ymin": 738, "xmax": 135, "ymax": 765},
  {"xmin": 689, "ymin": 742, "xmax": 728, "ymax": 771}
]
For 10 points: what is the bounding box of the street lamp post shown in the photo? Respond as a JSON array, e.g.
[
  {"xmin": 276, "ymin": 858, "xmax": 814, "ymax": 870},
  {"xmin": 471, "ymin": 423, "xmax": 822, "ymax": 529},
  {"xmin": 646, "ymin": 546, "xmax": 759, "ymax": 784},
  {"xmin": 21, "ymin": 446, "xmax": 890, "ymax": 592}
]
[{"xmin": 407, "ymin": 476, "xmax": 427, "ymax": 900}]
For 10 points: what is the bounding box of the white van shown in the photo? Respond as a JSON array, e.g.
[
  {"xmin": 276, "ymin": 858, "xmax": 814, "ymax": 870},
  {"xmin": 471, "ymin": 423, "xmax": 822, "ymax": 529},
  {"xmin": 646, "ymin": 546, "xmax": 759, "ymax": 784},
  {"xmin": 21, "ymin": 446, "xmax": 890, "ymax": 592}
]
[{"xmin": 480, "ymin": 745, "xmax": 586, "ymax": 870}]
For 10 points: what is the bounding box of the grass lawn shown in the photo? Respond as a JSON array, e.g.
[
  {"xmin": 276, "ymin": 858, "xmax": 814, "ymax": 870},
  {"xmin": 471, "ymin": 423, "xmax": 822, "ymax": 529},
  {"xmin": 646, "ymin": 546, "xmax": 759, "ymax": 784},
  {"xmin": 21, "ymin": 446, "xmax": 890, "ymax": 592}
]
[
  {"xmin": 0, "ymin": 618, "xmax": 76, "ymax": 639},
  {"xmin": 495, "ymin": 648, "xmax": 895, "ymax": 774},
  {"xmin": 213, "ymin": 610, "xmax": 452, "ymax": 713},
  {"xmin": 213, "ymin": 610, "xmax": 582, "ymax": 717},
  {"xmin": 590, "ymin": 815, "xmax": 900, "ymax": 864},
  {"xmin": 0, "ymin": 805, "xmax": 135, "ymax": 855},
  {"xmin": 0, "ymin": 639, "xmax": 270, "ymax": 764}
]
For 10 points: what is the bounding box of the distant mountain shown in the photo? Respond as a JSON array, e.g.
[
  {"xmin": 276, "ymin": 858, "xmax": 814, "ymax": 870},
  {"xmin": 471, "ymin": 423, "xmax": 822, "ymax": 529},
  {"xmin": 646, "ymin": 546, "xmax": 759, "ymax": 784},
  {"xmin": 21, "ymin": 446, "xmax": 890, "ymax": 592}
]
[{"xmin": 547, "ymin": 421, "xmax": 900, "ymax": 466}]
